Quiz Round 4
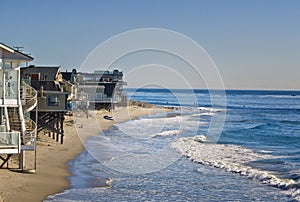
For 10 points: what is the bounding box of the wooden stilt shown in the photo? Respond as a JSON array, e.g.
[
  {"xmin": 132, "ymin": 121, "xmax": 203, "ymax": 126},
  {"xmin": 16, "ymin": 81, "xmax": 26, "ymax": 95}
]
[
  {"xmin": 60, "ymin": 113, "xmax": 64, "ymax": 144},
  {"xmin": 0, "ymin": 154, "xmax": 12, "ymax": 168},
  {"xmin": 19, "ymin": 151, "xmax": 25, "ymax": 170},
  {"xmin": 36, "ymin": 111, "xmax": 65, "ymax": 144},
  {"xmin": 56, "ymin": 118, "xmax": 59, "ymax": 142}
]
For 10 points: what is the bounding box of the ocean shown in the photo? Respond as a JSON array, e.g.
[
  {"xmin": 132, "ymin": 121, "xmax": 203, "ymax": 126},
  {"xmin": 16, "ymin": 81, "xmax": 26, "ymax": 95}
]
[{"xmin": 46, "ymin": 89, "xmax": 300, "ymax": 201}]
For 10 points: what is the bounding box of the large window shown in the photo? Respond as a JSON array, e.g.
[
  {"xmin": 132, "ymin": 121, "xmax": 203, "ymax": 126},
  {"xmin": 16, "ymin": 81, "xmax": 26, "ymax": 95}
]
[
  {"xmin": 0, "ymin": 70, "xmax": 2, "ymax": 99},
  {"xmin": 4, "ymin": 69, "xmax": 18, "ymax": 99}
]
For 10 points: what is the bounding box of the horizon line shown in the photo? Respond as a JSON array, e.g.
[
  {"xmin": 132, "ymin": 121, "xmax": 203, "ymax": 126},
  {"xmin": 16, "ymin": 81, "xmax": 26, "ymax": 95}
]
[{"xmin": 124, "ymin": 87, "xmax": 300, "ymax": 92}]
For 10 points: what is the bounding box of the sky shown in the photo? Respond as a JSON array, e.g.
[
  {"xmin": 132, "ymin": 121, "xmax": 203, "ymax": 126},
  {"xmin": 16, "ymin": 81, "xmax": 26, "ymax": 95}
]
[{"xmin": 0, "ymin": 0, "xmax": 299, "ymax": 90}]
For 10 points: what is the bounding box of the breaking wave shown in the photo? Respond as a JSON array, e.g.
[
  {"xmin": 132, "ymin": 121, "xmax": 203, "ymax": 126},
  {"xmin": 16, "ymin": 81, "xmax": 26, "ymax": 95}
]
[
  {"xmin": 151, "ymin": 129, "xmax": 182, "ymax": 138},
  {"xmin": 198, "ymin": 107, "xmax": 223, "ymax": 113},
  {"xmin": 172, "ymin": 137, "xmax": 300, "ymax": 201}
]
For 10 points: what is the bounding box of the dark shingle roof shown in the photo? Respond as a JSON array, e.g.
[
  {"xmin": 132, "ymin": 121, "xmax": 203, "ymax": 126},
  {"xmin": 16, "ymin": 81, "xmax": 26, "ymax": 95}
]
[
  {"xmin": 31, "ymin": 80, "xmax": 61, "ymax": 91},
  {"xmin": 21, "ymin": 65, "xmax": 60, "ymax": 81}
]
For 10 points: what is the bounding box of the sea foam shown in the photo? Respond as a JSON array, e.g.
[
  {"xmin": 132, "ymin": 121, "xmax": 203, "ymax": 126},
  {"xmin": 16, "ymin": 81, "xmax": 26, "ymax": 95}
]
[
  {"xmin": 151, "ymin": 129, "xmax": 182, "ymax": 138},
  {"xmin": 172, "ymin": 137, "xmax": 300, "ymax": 201}
]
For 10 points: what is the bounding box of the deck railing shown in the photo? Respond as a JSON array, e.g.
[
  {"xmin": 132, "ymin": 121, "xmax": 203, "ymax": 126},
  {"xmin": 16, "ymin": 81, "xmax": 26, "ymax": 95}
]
[
  {"xmin": 20, "ymin": 82, "xmax": 38, "ymax": 150},
  {"xmin": 0, "ymin": 132, "xmax": 21, "ymax": 154},
  {"xmin": 20, "ymin": 82, "xmax": 38, "ymax": 112},
  {"xmin": 21, "ymin": 116, "xmax": 37, "ymax": 150}
]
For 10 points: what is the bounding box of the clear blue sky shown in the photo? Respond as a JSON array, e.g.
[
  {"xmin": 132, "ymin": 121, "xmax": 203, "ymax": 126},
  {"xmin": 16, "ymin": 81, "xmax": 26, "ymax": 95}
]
[{"xmin": 1, "ymin": 0, "xmax": 299, "ymax": 90}]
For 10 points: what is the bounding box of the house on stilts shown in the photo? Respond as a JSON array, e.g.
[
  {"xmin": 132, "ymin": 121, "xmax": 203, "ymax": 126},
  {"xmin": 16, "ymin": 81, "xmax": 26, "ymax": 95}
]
[
  {"xmin": 65, "ymin": 69, "xmax": 127, "ymax": 110},
  {"xmin": 0, "ymin": 43, "xmax": 37, "ymax": 171},
  {"xmin": 21, "ymin": 65, "xmax": 70, "ymax": 144}
]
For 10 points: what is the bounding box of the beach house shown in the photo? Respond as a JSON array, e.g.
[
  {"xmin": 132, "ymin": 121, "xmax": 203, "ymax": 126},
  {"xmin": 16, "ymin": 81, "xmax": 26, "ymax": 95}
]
[
  {"xmin": 0, "ymin": 43, "xmax": 37, "ymax": 170},
  {"xmin": 21, "ymin": 65, "xmax": 70, "ymax": 144},
  {"xmin": 74, "ymin": 69, "xmax": 127, "ymax": 110}
]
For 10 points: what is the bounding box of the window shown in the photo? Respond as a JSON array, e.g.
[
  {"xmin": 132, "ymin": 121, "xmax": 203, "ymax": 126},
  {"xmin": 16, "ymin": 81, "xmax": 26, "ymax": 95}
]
[
  {"xmin": 4, "ymin": 69, "xmax": 18, "ymax": 99},
  {"xmin": 95, "ymin": 93, "xmax": 103, "ymax": 101},
  {"xmin": 47, "ymin": 95, "xmax": 59, "ymax": 106}
]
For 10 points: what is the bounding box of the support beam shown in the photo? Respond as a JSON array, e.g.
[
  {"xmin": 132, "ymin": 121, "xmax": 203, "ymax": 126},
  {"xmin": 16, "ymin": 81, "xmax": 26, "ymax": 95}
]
[
  {"xmin": 0, "ymin": 154, "xmax": 12, "ymax": 168},
  {"xmin": 35, "ymin": 111, "xmax": 65, "ymax": 144}
]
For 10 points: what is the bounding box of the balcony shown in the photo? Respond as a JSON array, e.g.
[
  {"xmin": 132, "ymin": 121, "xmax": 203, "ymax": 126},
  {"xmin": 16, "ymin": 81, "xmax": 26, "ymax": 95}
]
[{"xmin": 0, "ymin": 132, "xmax": 21, "ymax": 154}]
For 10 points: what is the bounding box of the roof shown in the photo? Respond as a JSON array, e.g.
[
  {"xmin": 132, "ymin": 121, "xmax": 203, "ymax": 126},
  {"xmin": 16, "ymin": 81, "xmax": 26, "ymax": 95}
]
[
  {"xmin": 31, "ymin": 80, "xmax": 61, "ymax": 91},
  {"xmin": 0, "ymin": 42, "xmax": 34, "ymax": 62},
  {"xmin": 21, "ymin": 65, "xmax": 60, "ymax": 81}
]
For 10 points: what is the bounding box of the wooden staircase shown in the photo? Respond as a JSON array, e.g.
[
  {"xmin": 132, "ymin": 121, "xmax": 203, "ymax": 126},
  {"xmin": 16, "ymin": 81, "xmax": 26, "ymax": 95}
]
[
  {"xmin": 7, "ymin": 97, "xmax": 37, "ymax": 150},
  {"xmin": 7, "ymin": 107, "xmax": 23, "ymax": 132},
  {"xmin": 0, "ymin": 82, "xmax": 38, "ymax": 169}
]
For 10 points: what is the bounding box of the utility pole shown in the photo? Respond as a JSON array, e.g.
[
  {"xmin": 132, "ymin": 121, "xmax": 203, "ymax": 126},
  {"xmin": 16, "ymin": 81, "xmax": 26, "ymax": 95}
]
[{"xmin": 13, "ymin": 46, "xmax": 32, "ymax": 66}]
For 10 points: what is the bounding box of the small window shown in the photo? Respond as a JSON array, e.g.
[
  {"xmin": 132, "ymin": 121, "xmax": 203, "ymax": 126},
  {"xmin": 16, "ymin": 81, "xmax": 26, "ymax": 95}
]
[
  {"xmin": 95, "ymin": 93, "xmax": 103, "ymax": 101},
  {"xmin": 30, "ymin": 73, "xmax": 40, "ymax": 80},
  {"xmin": 48, "ymin": 95, "xmax": 59, "ymax": 106}
]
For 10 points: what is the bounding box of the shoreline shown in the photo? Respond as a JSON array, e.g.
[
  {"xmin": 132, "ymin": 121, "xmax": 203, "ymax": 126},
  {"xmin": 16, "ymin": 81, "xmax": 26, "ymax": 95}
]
[{"xmin": 0, "ymin": 105, "xmax": 171, "ymax": 202}]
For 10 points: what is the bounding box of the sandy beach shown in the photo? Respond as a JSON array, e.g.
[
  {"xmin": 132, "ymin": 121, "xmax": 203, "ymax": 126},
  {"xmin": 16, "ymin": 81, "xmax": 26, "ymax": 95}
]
[{"xmin": 0, "ymin": 105, "xmax": 171, "ymax": 202}]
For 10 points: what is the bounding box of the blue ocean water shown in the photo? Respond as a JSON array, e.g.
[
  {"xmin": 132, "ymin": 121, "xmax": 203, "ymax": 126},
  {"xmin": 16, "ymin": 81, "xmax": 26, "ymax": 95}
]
[{"xmin": 46, "ymin": 89, "xmax": 300, "ymax": 201}]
